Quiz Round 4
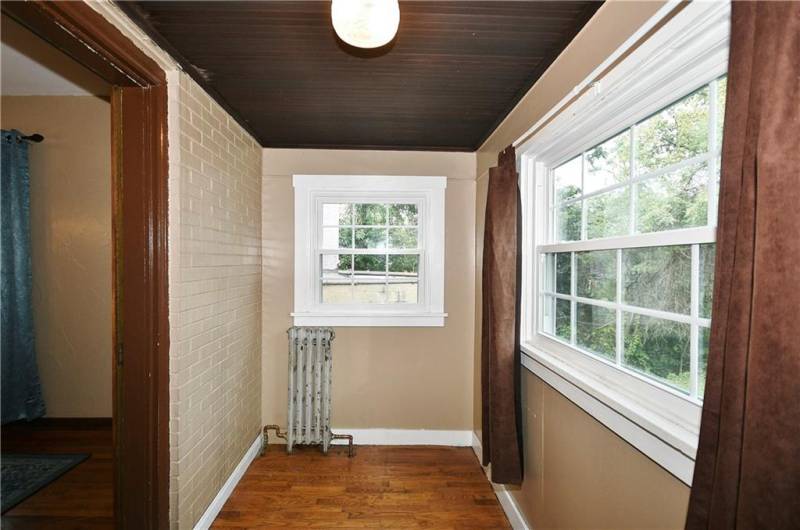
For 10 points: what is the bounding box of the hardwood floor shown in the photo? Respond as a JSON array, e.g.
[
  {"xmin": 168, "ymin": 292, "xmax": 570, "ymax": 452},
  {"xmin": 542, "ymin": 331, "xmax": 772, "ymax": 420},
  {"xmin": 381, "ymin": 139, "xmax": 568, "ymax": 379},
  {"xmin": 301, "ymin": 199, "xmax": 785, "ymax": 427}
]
[
  {"xmin": 214, "ymin": 445, "xmax": 510, "ymax": 529},
  {"xmin": 1, "ymin": 419, "xmax": 114, "ymax": 530}
]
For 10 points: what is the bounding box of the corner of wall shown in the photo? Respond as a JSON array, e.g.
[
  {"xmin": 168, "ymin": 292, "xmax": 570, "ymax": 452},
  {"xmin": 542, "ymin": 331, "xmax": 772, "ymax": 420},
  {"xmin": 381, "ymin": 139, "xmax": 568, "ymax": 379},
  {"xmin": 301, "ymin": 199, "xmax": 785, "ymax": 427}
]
[{"xmin": 81, "ymin": 3, "xmax": 264, "ymax": 528}]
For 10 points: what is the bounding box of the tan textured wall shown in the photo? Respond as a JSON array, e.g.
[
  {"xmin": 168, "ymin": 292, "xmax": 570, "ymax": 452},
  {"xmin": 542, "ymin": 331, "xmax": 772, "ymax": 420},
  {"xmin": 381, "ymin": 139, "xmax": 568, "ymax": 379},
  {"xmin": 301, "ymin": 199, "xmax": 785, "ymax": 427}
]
[
  {"xmin": 1, "ymin": 96, "xmax": 112, "ymax": 418},
  {"xmin": 510, "ymin": 370, "xmax": 689, "ymax": 529},
  {"xmin": 169, "ymin": 72, "xmax": 263, "ymax": 529},
  {"xmin": 262, "ymin": 148, "xmax": 476, "ymax": 430},
  {"xmin": 474, "ymin": 1, "xmax": 691, "ymax": 528}
]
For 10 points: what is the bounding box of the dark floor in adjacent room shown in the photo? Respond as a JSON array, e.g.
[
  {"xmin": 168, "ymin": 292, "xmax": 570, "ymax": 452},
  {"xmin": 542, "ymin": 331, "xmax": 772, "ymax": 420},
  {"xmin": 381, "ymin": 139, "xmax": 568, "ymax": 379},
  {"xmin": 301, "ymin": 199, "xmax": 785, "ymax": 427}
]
[
  {"xmin": 1, "ymin": 419, "xmax": 114, "ymax": 530},
  {"xmin": 214, "ymin": 445, "xmax": 510, "ymax": 529}
]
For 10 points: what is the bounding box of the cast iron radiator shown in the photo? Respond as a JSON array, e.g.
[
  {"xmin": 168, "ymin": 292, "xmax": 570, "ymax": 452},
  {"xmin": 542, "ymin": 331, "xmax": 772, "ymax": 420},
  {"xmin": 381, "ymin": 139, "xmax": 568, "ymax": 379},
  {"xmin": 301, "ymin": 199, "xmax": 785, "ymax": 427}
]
[{"xmin": 262, "ymin": 327, "xmax": 353, "ymax": 456}]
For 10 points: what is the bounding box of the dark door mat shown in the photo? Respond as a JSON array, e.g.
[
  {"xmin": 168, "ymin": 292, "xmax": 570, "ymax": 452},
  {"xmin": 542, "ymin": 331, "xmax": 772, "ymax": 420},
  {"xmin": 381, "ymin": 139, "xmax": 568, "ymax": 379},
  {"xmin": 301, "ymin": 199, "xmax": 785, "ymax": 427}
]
[{"xmin": 1, "ymin": 453, "xmax": 90, "ymax": 513}]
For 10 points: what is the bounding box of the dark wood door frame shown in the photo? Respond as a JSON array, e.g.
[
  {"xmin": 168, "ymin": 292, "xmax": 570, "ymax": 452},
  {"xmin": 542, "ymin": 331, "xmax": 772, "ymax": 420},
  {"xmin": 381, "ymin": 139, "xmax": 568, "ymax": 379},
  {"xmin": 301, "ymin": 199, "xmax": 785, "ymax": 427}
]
[{"xmin": 1, "ymin": 2, "xmax": 170, "ymax": 528}]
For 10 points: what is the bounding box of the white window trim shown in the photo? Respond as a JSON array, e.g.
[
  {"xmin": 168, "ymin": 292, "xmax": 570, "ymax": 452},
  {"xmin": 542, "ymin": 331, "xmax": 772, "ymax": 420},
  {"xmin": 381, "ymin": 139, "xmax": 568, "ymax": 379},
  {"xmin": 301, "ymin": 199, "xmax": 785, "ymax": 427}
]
[
  {"xmin": 518, "ymin": 0, "xmax": 731, "ymax": 484},
  {"xmin": 292, "ymin": 175, "xmax": 447, "ymax": 327}
]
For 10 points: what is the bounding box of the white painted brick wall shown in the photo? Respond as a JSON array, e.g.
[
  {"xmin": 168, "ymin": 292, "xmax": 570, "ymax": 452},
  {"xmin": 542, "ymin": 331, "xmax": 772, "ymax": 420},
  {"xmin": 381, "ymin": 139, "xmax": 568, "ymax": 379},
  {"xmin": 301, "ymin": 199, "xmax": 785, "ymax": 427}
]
[
  {"xmin": 85, "ymin": 3, "xmax": 263, "ymax": 528},
  {"xmin": 170, "ymin": 72, "xmax": 262, "ymax": 529}
]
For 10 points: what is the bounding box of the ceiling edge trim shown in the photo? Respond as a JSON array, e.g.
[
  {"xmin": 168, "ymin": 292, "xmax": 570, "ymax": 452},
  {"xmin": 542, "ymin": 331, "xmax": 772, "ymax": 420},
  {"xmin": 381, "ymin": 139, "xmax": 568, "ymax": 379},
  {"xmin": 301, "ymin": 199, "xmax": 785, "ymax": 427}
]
[{"xmin": 114, "ymin": 1, "xmax": 265, "ymax": 146}]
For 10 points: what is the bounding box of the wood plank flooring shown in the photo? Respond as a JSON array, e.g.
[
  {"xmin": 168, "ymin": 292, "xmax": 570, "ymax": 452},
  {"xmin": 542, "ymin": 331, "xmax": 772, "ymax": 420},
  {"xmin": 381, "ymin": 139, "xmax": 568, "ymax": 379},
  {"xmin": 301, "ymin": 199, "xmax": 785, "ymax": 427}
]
[
  {"xmin": 1, "ymin": 419, "xmax": 114, "ymax": 530},
  {"xmin": 214, "ymin": 445, "xmax": 510, "ymax": 529}
]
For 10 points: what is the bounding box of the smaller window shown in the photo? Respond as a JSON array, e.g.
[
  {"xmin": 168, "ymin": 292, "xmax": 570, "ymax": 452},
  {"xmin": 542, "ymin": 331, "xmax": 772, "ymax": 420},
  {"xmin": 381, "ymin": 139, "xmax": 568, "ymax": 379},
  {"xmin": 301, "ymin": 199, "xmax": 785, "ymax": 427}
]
[{"xmin": 293, "ymin": 175, "xmax": 446, "ymax": 327}]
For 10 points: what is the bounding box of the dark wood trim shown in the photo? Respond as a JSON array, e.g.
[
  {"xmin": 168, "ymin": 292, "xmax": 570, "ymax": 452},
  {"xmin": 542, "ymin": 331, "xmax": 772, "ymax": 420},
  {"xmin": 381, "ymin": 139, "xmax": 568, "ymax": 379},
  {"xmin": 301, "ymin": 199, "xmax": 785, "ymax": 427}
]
[
  {"xmin": 112, "ymin": 84, "xmax": 170, "ymax": 530},
  {"xmin": 261, "ymin": 142, "xmax": 475, "ymax": 152},
  {"xmin": 1, "ymin": 0, "xmax": 164, "ymax": 86},
  {"xmin": 3, "ymin": 417, "xmax": 113, "ymax": 430},
  {"xmin": 2, "ymin": 2, "xmax": 170, "ymax": 529}
]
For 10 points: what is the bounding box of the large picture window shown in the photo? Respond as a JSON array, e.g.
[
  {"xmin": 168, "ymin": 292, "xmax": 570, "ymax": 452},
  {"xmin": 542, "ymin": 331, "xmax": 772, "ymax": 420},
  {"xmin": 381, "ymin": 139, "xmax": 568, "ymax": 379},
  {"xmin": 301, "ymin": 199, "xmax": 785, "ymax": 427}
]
[
  {"xmin": 518, "ymin": 0, "xmax": 730, "ymax": 484},
  {"xmin": 540, "ymin": 76, "xmax": 726, "ymax": 401}
]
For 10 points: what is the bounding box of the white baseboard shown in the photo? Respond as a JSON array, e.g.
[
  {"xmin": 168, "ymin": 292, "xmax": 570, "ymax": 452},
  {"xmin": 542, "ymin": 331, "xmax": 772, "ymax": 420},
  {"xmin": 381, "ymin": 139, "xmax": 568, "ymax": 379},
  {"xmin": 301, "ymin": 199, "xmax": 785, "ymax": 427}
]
[
  {"xmin": 471, "ymin": 430, "xmax": 531, "ymax": 530},
  {"xmin": 493, "ymin": 485, "xmax": 530, "ymax": 530},
  {"xmin": 328, "ymin": 428, "xmax": 472, "ymax": 446},
  {"xmin": 471, "ymin": 431, "xmax": 483, "ymax": 462},
  {"xmin": 194, "ymin": 433, "xmax": 262, "ymax": 530}
]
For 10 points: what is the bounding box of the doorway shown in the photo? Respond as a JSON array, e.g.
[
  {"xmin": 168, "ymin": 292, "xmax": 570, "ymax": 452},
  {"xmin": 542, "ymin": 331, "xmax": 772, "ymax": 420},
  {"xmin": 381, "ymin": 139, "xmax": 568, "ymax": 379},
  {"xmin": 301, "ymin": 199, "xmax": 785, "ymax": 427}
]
[
  {"xmin": 1, "ymin": 11, "xmax": 114, "ymax": 527},
  {"xmin": 1, "ymin": 2, "xmax": 169, "ymax": 528}
]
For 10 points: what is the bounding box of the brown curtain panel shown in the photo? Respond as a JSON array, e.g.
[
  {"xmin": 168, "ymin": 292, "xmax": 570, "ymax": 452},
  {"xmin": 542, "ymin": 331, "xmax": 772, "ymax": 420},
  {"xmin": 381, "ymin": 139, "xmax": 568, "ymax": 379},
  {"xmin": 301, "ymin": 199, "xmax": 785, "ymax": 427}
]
[
  {"xmin": 481, "ymin": 145, "xmax": 523, "ymax": 485},
  {"xmin": 686, "ymin": 2, "xmax": 800, "ymax": 528}
]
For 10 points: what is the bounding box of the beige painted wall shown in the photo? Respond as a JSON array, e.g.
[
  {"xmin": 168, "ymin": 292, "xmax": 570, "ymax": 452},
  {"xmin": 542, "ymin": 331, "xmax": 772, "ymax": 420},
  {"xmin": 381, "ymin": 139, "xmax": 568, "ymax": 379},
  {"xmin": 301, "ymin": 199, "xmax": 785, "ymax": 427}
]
[
  {"xmin": 1, "ymin": 95, "xmax": 112, "ymax": 418},
  {"xmin": 262, "ymin": 148, "xmax": 476, "ymax": 430},
  {"xmin": 510, "ymin": 370, "xmax": 689, "ymax": 529},
  {"xmin": 474, "ymin": 1, "xmax": 691, "ymax": 527}
]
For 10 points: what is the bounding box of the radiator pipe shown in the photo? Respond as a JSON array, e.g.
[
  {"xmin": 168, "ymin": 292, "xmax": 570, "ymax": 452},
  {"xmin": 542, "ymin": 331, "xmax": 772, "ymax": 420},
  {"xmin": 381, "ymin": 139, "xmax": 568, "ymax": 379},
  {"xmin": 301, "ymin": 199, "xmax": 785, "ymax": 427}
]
[
  {"xmin": 261, "ymin": 424, "xmax": 287, "ymax": 456},
  {"xmin": 261, "ymin": 424, "xmax": 354, "ymax": 458},
  {"xmin": 331, "ymin": 432, "xmax": 355, "ymax": 457}
]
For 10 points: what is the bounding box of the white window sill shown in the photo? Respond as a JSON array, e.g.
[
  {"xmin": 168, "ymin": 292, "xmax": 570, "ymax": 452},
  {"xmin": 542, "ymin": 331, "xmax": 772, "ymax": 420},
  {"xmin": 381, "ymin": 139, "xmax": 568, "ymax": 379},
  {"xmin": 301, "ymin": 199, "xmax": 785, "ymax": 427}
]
[
  {"xmin": 291, "ymin": 312, "xmax": 447, "ymax": 327},
  {"xmin": 520, "ymin": 341, "xmax": 698, "ymax": 485}
]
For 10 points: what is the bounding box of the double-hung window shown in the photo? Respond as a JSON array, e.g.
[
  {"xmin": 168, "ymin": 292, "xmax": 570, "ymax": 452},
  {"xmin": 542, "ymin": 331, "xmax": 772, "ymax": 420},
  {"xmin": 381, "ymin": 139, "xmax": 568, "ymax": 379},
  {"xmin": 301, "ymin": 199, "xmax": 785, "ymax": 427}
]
[
  {"xmin": 519, "ymin": 1, "xmax": 731, "ymax": 483},
  {"xmin": 293, "ymin": 175, "xmax": 446, "ymax": 327},
  {"xmin": 542, "ymin": 75, "xmax": 726, "ymax": 400}
]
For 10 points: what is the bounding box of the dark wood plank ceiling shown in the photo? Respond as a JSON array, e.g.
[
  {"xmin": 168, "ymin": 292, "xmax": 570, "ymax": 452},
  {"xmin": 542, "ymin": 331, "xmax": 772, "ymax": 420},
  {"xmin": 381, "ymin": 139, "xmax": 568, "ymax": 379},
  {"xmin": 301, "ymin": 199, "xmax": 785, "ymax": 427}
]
[{"xmin": 120, "ymin": 1, "xmax": 601, "ymax": 151}]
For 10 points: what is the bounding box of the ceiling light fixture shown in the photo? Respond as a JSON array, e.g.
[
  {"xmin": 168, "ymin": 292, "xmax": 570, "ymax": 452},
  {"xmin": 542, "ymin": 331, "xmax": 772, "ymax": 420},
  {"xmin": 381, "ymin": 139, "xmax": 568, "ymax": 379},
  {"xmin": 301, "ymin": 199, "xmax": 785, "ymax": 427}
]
[{"xmin": 331, "ymin": 0, "xmax": 400, "ymax": 49}]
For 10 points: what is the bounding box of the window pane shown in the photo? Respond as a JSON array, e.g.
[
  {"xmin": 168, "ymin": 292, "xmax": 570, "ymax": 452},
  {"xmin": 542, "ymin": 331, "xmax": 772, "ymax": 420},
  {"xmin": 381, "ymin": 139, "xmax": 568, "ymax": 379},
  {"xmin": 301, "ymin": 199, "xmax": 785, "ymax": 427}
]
[
  {"xmin": 586, "ymin": 187, "xmax": 630, "ymax": 239},
  {"xmin": 353, "ymin": 282, "xmax": 387, "ymax": 304},
  {"xmin": 576, "ymin": 250, "xmax": 616, "ymax": 301},
  {"xmin": 554, "ymin": 156, "xmax": 582, "ymax": 202},
  {"xmin": 716, "ymin": 76, "xmax": 727, "ymax": 148},
  {"xmin": 321, "ymin": 254, "xmax": 352, "ymax": 303},
  {"xmin": 388, "ymin": 228, "xmax": 417, "ymax": 249},
  {"xmin": 557, "ymin": 202, "xmax": 581, "ymax": 241},
  {"xmin": 576, "ymin": 303, "xmax": 616, "ymax": 360},
  {"xmin": 354, "ymin": 254, "xmax": 386, "ymax": 273},
  {"xmin": 542, "ymin": 296, "xmax": 555, "ymax": 335},
  {"xmin": 354, "ymin": 227, "xmax": 387, "ymax": 249},
  {"xmin": 545, "ymin": 253, "xmax": 570, "ymax": 294},
  {"xmin": 556, "ymin": 298, "xmax": 571, "ymax": 342},
  {"xmin": 623, "ymin": 245, "xmax": 691, "ymax": 314},
  {"xmin": 699, "ymin": 326, "xmax": 710, "ymax": 398},
  {"xmin": 636, "ymin": 86, "xmax": 710, "ymax": 173},
  {"xmin": 544, "ymin": 254, "xmax": 555, "ymax": 292},
  {"xmin": 584, "ymin": 131, "xmax": 630, "ymax": 193},
  {"xmin": 700, "ymin": 243, "xmax": 715, "ymax": 319},
  {"xmin": 387, "ymin": 255, "xmax": 418, "ymax": 304},
  {"xmin": 353, "ymin": 254, "xmax": 387, "ymax": 304},
  {"xmin": 623, "ymin": 313, "xmax": 690, "ymax": 392},
  {"xmin": 355, "ymin": 203, "xmax": 387, "ymax": 225},
  {"xmin": 388, "ymin": 254, "xmax": 418, "ymax": 274},
  {"xmin": 636, "ymin": 162, "xmax": 708, "ymax": 233},
  {"xmin": 556, "ymin": 252, "xmax": 571, "ymax": 295},
  {"xmin": 322, "ymin": 226, "xmax": 353, "ymax": 249},
  {"xmin": 322, "ymin": 203, "xmax": 353, "ymax": 225},
  {"xmin": 388, "ymin": 203, "xmax": 418, "ymax": 225}
]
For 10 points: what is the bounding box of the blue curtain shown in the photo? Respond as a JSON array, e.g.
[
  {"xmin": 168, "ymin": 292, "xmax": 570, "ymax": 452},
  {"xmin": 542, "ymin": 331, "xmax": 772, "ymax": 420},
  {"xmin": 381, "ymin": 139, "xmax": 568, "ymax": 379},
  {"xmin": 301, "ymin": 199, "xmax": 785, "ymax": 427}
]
[{"xmin": 2, "ymin": 129, "xmax": 46, "ymax": 424}]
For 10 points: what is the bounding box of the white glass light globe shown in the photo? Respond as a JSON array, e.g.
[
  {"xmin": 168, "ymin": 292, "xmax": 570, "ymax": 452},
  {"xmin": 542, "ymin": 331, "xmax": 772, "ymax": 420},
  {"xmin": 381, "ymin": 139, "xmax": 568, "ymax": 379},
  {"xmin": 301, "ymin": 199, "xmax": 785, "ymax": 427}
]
[{"xmin": 331, "ymin": 0, "xmax": 400, "ymax": 49}]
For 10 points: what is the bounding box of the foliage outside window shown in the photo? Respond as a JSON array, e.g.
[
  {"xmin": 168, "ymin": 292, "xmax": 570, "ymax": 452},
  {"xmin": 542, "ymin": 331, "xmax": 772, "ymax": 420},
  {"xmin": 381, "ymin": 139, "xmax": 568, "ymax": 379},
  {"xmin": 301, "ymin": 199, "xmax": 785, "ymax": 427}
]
[
  {"xmin": 540, "ymin": 76, "xmax": 726, "ymax": 400},
  {"xmin": 320, "ymin": 202, "xmax": 420, "ymax": 305}
]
